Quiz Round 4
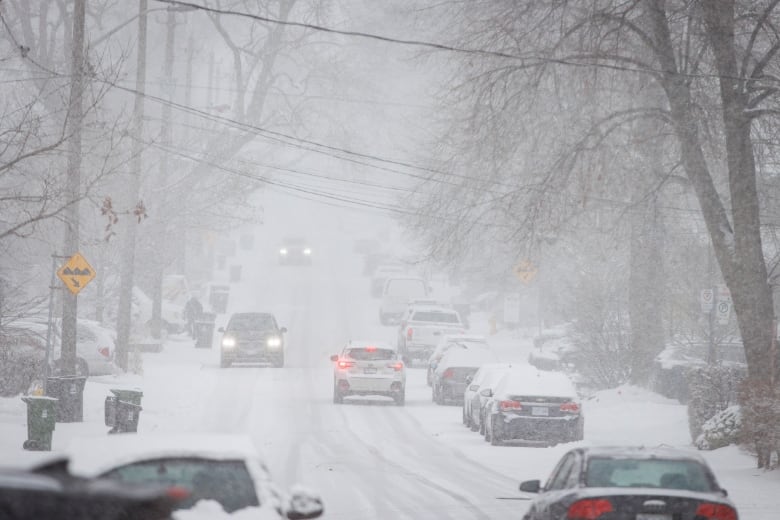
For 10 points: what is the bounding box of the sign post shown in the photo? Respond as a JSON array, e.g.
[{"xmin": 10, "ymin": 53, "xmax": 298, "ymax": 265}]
[{"xmin": 503, "ymin": 293, "xmax": 521, "ymax": 327}]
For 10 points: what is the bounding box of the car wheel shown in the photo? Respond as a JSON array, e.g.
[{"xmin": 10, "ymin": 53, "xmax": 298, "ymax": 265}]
[
  {"xmin": 426, "ymin": 370, "xmax": 432, "ymax": 387},
  {"xmin": 490, "ymin": 417, "xmax": 503, "ymax": 446},
  {"xmin": 573, "ymin": 417, "xmax": 585, "ymax": 442},
  {"xmin": 462, "ymin": 406, "xmax": 468, "ymax": 426},
  {"xmin": 434, "ymin": 385, "xmax": 443, "ymax": 405},
  {"xmin": 479, "ymin": 411, "xmax": 486, "ymax": 435},
  {"xmin": 394, "ymin": 391, "xmax": 405, "ymax": 406},
  {"xmin": 470, "ymin": 415, "xmax": 479, "ymax": 432},
  {"xmin": 484, "ymin": 419, "xmax": 492, "ymax": 443},
  {"xmin": 220, "ymin": 357, "xmax": 231, "ymax": 368},
  {"xmin": 273, "ymin": 355, "xmax": 284, "ymax": 368},
  {"xmin": 333, "ymin": 387, "xmax": 343, "ymax": 404}
]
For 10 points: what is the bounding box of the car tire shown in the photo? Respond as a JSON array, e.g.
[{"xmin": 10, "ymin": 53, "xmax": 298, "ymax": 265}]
[
  {"xmin": 490, "ymin": 417, "xmax": 503, "ymax": 446},
  {"xmin": 220, "ymin": 357, "xmax": 231, "ymax": 368},
  {"xmin": 273, "ymin": 355, "xmax": 284, "ymax": 368},
  {"xmin": 462, "ymin": 406, "xmax": 470, "ymax": 426},
  {"xmin": 470, "ymin": 416, "xmax": 479, "ymax": 432},
  {"xmin": 394, "ymin": 391, "xmax": 405, "ymax": 406},
  {"xmin": 333, "ymin": 388, "xmax": 343, "ymax": 404},
  {"xmin": 479, "ymin": 411, "xmax": 486, "ymax": 436},
  {"xmin": 573, "ymin": 417, "xmax": 585, "ymax": 442},
  {"xmin": 484, "ymin": 420, "xmax": 492, "ymax": 443},
  {"xmin": 433, "ymin": 385, "xmax": 443, "ymax": 405}
]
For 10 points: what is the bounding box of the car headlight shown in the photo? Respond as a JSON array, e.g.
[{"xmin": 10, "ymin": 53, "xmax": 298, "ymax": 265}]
[
  {"xmin": 267, "ymin": 336, "xmax": 282, "ymax": 348},
  {"xmin": 221, "ymin": 336, "xmax": 236, "ymax": 348},
  {"xmin": 303, "ymin": 248, "xmax": 312, "ymax": 256},
  {"xmin": 279, "ymin": 248, "xmax": 288, "ymax": 255}
]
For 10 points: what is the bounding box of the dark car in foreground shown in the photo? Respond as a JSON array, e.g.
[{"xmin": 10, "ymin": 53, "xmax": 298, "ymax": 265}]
[
  {"xmin": 218, "ymin": 312, "xmax": 287, "ymax": 368},
  {"xmin": 519, "ymin": 446, "xmax": 738, "ymax": 520},
  {"xmin": 0, "ymin": 457, "xmax": 180, "ymax": 520},
  {"xmin": 484, "ymin": 366, "xmax": 582, "ymax": 446}
]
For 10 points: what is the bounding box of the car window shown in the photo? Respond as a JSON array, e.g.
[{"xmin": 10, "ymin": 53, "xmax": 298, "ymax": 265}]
[
  {"xmin": 411, "ymin": 311, "xmax": 460, "ymax": 324},
  {"xmin": 228, "ymin": 315, "xmax": 276, "ymax": 331},
  {"xmin": 345, "ymin": 348, "xmax": 397, "ymax": 361},
  {"xmin": 101, "ymin": 458, "xmax": 260, "ymax": 512},
  {"xmin": 585, "ymin": 458, "xmax": 715, "ymax": 492},
  {"xmin": 546, "ymin": 453, "xmax": 576, "ymax": 491},
  {"xmin": 386, "ymin": 279, "xmax": 427, "ymax": 299}
]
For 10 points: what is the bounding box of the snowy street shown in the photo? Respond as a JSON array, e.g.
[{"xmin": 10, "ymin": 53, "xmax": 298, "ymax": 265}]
[{"xmin": 1, "ymin": 200, "xmax": 779, "ymax": 519}]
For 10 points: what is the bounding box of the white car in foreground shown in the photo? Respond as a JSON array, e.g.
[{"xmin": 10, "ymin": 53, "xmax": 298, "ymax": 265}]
[
  {"xmin": 330, "ymin": 341, "xmax": 406, "ymax": 405},
  {"xmin": 67, "ymin": 434, "xmax": 324, "ymax": 519}
]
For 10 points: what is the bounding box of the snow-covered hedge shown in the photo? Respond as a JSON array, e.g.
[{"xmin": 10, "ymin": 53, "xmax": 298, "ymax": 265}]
[
  {"xmin": 687, "ymin": 364, "xmax": 745, "ymax": 442},
  {"xmin": 695, "ymin": 405, "xmax": 741, "ymax": 450}
]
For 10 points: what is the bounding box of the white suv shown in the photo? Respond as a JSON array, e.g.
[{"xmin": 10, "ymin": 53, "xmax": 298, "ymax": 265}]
[{"xmin": 330, "ymin": 341, "xmax": 406, "ymax": 405}]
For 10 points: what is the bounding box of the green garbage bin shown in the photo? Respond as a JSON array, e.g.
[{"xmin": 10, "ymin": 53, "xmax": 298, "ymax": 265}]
[
  {"xmin": 195, "ymin": 312, "xmax": 216, "ymax": 349},
  {"xmin": 46, "ymin": 375, "xmax": 87, "ymax": 422},
  {"xmin": 109, "ymin": 389, "xmax": 143, "ymax": 434},
  {"xmin": 209, "ymin": 285, "xmax": 230, "ymax": 314},
  {"xmin": 21, "ymin": 396, "xmax": 57, "ymax": 451}
]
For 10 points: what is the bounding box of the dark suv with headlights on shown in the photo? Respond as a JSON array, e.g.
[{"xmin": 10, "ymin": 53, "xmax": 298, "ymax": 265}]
[
  {"xmin": 218, "ymin": 313, "xmax": 286, "ymax": 368},
  {"xmin": 278, "ymin": 237, "xmax": 312, "ymax": 265}
]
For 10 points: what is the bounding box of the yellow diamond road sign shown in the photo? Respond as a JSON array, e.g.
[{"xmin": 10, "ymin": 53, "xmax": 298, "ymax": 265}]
[
  {"xmin": 57, "ymin": 252, "xmax": 96, "ymax": 295},
  {"xmin": 513, "ymin": 260, "xmax": 538, "ymax": 285}
]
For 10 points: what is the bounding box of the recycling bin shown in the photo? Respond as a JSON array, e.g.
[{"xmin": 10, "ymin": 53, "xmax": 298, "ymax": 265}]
[
  {"xmin": 21, "ymin": 396, "xmax": 57, "ymax": 451},
  {"xmin": 108, "ymin": 389, "xmax": 143, "ymax": 434},
  {"xmin": 209, "ymin": 285, "xmax": 230, "ymax": 314},
  {"xmin": 229, "ymin": 265, "xmax": 242, "ymax": 282},
  {"xmin": 45, "ymin": 375, "xmax": 87, "ymax": 422},
  {"xmin": 195, "ymin": 312, "xmax": 217, "ymax": 349}
]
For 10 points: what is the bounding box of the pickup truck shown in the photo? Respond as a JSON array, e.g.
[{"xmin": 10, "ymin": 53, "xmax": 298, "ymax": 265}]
[{"xmin": 397, "ymin": 306, "xmax": 466, "ymax": 364}]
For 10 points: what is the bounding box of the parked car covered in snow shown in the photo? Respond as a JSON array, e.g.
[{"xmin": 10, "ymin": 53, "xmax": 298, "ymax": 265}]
[
  {"xmin": 67, "ymin": 434, "xmax": 324, "ymax": 519},
  {"xmin": 519, "ymin": 446, "xmax": 737, "ymax": 520},
  {"xmin": 484, "ymin": 366, "xmax": 583, "ymax": 446},
  {"xmin": 427, "ymin": 334, "xmax": 488, "ymax": 386},
  {"xmin": 462, "ymin": 363, "xmax": 515, "ymax": 433},
  {"xmin": 431, "ymin": 346, "xmax": 496, "ymax": 405}
]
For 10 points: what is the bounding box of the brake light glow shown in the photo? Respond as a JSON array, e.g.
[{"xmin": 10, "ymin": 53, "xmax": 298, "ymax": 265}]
[
  {"xmin": 560, "ymin": 402, "xmax": 580, "ymax": 413},
  {"xmin": 695, "ymin": 503, "xmax": 737, "ymax": 520},
  {"xmin": 365, "ymin": 345, "xmax": 377, "ymax": 352},
  {"xmin": 166, "ymin": 486, "xmax": 190, "ymax": 501},
  {"xmin": 389, "ymin": 362, "xmax": 404, "ymax": 371},
  {"xmin": 98, "ymin": 347, "xmax": 110, "ymax": 358},
  {"xmin": 337, "ymin": 360, "xmax": 354, "ymax": 369},
  {"xmin": 442, "ymin": 368, "xmax": 455, "ymax": 379},
  {"xmin": 567, "ymin": 498, "xmax": 613, "ymax": 519},
  {"xmin": 499, "ymin": 400, "xmax": 522, "ymax": 411},
  {"xmin": 407, "ymin": 328, "xmax": 414, "ymax": 340}
]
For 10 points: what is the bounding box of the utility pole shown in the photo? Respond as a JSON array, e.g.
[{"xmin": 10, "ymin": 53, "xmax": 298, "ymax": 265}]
[
  {"xmin": 116, "ymin": 0, "xmax": 148, "ymax": 370},
  {"xmin": 61, "ymin": 0, "xmax": 87, "ymax": 376},
  {"xmin": 150, "ymin": 8, "xmax": 177, "ymax": 340}
]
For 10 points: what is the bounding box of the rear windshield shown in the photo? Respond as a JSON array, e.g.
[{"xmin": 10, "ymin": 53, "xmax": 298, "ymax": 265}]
[
  {"xmin": 586, "ymin": 457, "xmax": 715, "ymax": 492},
  {"xmin": 411, "ymin": 311, "xmax": 460, "ymax": 324},
  {"xmin": 102, "ymin": 458, "xmax": 259, "ymax": 512},
  {"xmin": 346, "ymin": 348, "xmax": 397, "ymax": 361},
  {"xmin": 228, "ymin": 314, "xmax": 276, "ymax": 331},
  {"xmin": 386, "ymin": 279, "xmax": 427, "ymax": 298}
]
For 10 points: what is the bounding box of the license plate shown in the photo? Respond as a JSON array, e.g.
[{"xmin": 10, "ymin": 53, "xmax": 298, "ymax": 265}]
[
  {"xmin": 364, "ymin": 368, "xmax": 377, "ymax": 374},
  {"xmin": 531, "ymin": 406, "xmax": 549, "ymax": 416},
  {"xmin": 636, "ymin": 515, "xmax": 671, "ymax": 520}
]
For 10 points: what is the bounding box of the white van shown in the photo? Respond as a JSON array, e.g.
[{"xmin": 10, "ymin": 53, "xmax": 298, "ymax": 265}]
[{"xmin": 379, "ymin": 277, "xmax": 429, "ymax": 325}]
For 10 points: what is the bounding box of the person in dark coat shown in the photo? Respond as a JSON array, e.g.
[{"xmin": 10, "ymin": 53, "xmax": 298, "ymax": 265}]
[{"xmin": 184, "ymin": 296, "xmax": 203, "ymax": 338}]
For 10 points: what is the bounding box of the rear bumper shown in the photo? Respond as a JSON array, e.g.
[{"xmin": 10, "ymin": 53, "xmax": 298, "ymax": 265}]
[
  {"xmin": 336, "ymin": 376, "xmax": 404, "ymax": 396},
  {"xmin": 496, "ymin": 413, "xmax": 581, "ymax": 442}
]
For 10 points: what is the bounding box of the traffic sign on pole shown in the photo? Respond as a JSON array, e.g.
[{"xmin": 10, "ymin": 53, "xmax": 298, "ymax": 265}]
[
  {"xmin": 56, "ymin": 252, "xmax": 96, "ymax": 295},
  {"xmin": 513, "ymin": 260, "xmax": 538, "ymax": 285},
  {"xmin": 716, "ymin": 300, "xmax": 731, "ymax": 325},
  {"xmin": 700, "ymin": 289, "xmax": 714, "ymax": 313}
]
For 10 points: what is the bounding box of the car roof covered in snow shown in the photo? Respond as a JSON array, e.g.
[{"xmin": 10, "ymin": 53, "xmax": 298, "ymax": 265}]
[
  {"xmin": 67, "ymin": 434, "xmax": 265, "ymax": 478},
  {"xmin": 346, "ymin": 340, "xmax": 396, "ymax": 352},
  {"xmin": 580, "ymin": 445, "xmax": 710, "ymax": 464},
  {"xmin": 494, "ymin": 366, "xmax": 577, "ymax": 398},
  {"xmin": 437, "ymin": 347, "xmax": 496, "ymax": 370}
]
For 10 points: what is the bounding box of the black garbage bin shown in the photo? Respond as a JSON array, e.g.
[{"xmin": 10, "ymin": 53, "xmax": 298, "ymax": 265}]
[
  {"xmin": 209, "ymin": 285, "xmax": 230, "ymax": 314},
  {"xmin": 195, "ymin": 312, "xmax": 216, "ymax": 349},
  {"xmin": 108, "ymin": 389, "xmax": 143, "ymax": 434},
  {"xmin": 46, "ymin": 376, "xmax": 87, "ymax": 422},
  {"xmin": 21, "ymin": 396, "xmax": 57, "ymax": 451}
]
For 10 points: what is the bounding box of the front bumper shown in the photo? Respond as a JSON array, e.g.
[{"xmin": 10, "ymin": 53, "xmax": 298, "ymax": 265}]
[{"xmin": 222, "ymin": 344, "xmax": 283, "ymax": 362}]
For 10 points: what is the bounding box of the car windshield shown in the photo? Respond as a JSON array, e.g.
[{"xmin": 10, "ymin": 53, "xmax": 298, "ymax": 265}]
[
  {"xmin": 346, "ymin": 347, "xmax": 396, "ymax": 361},
  {"xmin": 101, "ymin": 457, "xmax": 260, "ymax": 512},
  {"xmin": 386, "ymin": 279, "xmax": 426, "ymax": 299},
  {"xmin": 585, "ymin": 457, "xmax": 715, "ymax": 492},
  {"xmin": 411, "ymin": 311, "xmax": 460, "ymax": 324},
  {"xmin": 228, "ymin": 314, "xmax": 276, "ymax": 331}
]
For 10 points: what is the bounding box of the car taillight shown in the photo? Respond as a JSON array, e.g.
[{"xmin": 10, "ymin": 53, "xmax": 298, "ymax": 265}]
[
  {"xmin": 560, "ymin": 402, "xmax": 580, "ymax": 413},
  {"xmin": 499, "ymin": 400, "xmax": 522, "ymax": 411},
  {"xmin": 389, "ymin": 362, "xmax": 404, "ymax": 371},
  {"xmin": 695, "ymin": 503, "xmax": 737, "ymax": 520},
  {"xmin": 166, "ymin": 485, "xmax": 190, "ymax": 501},
  {"xmin": 442, "ymin": 368, "xmax": 454, "ymax": 379},
  {"xmin": 338, "ymin": 360, "xmax": 354, "ymax": 369},
  {"xmin": 406, "ymin": 328, "xmax": 413, "ymax": 340},
  {"xmin": 567, "ymin": 499, "xmax": 613, "ymax": 520},
  {"xmin": 98, "ymin": 347, "xmax": 110, "ymax": 358}
]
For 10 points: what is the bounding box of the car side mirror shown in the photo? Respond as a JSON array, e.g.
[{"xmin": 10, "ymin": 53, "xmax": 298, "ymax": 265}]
[
  {"xmin": 720, "ymin": 488, "xmax": 728, "ymax": 497},
  {"xmin": 330, "ymin": 354, "xmax": 339, "ymax": 362},
  {"xmin": 281, "ymin": 327, "xmax": 288, "ymax": 333},
  {"xmin": 217, "ymin": 327, "xmax": 225, "ymax": 333},
  {"xmin": 480, "ymin": 388, "xmax": 492, "ymax": 397},
  {"xmin": 465, "ymin": 375, "xmax": 473, "ymax": 384},
  {"xmin": 286, "ymin": 486, "xmax": 324, "ymax": 519},
  {"xmin": 469, "ymin": 384, "xmax": 479, "ymax": 391},
  {"xmin": 519, "ymin": 480, "xmax": 541, "ymax": 493}
]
